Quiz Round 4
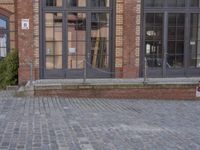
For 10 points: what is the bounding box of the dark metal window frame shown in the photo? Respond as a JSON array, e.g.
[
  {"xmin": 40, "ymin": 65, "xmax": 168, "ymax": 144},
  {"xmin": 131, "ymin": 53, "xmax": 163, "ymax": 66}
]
[
  {"xmin": 39, "ymin": 0, "xmax": 116, "ymax": 79},
  {"xmin": 141, "ymin": 0, "xmax": 200, "ymax": 77},
  {"xmin": 0, "ymin": 15, "xmax": 9, "ymax": 60}
]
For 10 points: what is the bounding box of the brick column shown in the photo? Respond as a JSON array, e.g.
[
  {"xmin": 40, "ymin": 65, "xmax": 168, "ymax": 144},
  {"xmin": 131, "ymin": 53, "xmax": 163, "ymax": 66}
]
[
  {"xmin": 17, "ymin": 0, "xmax": 39, "ymax": 84},
  {"xmin": 122, "ymin": 0, "xmax": 141, "ymax": 78}
]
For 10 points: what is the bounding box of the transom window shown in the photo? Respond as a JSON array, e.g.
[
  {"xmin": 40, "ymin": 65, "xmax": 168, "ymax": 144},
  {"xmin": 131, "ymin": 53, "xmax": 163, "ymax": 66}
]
[
  {"xmin": 0, "ymin": 17, "xmax": 8, "ymax": 60},
  {"xmin": 45, "ymin": 0, "xmax": 110, "ymax": 7}
]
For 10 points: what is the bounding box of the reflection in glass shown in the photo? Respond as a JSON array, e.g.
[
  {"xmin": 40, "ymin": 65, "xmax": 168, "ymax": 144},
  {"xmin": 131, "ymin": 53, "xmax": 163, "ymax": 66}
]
[
  {"xmin": 145, "ymin": 13, "xmax": 163, "ymax": 68},
  {"xmin": 0, "ymin": 19, "xmax": 6, "ymax": 29},
  {"xmin": 46, "ymin": 0, "xmax": 62, "ymax": 7},
  {"xmin": 91, "ymin": 0, "xmax": 110, "ymax": 7},
  {"xmin": 67, "ymin": 13, "xmax": 86, "ymax": 69},
  {"xmin": 45, "ymin": 13, "xmax": 63, "ymax": 69},
  {"xmin": 144, "ymin": 0, "xmax": 164, "ymax": 7},
  {"xmin": 0, "ymin": 18, "xmax": 7, "ymax": 59},
  {"xmin": 168, "ymin": 0, "xmax": 185, "ymax": 7},
  {"xmin": 167, "ymin": 14, "xmax": 185, "ymax": 68},
  {"xmin": 68, "ymin": 0, "xmax": 86, "ymax": 7},
  {"xmin": 90, "ymin": 13, "xmax": 109, "ymax": 69},
  {"xmin": 190, "ymin": 13, "xmax": 200, "ymax": 67},
  {"xmin": 191, "ymin": 0, "xmax": 200, "ymax": 7}
]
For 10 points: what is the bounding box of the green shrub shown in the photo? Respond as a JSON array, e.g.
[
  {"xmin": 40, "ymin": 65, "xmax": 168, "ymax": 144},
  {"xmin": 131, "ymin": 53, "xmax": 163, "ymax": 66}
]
[{"xmin": 0, "ymin": 50, "xmax": 19, "ymax": 89}]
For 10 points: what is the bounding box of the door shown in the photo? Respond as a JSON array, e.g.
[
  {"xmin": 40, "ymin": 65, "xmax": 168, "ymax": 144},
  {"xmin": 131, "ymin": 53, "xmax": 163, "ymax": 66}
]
[
  {"xmin": 144, "ymin": 13, "xmax": 164, "ymax": 77},
  {"xmin": 43, "ymin": 11, "xmax": 113, "ymax": 79},
  {"xmin": 143, "ymin": 13, "xmax": 186, "ymax": 77}
]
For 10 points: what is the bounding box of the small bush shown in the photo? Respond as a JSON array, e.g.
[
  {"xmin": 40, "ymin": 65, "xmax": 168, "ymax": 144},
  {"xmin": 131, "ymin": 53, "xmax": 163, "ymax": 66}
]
[{"xmin": 0, "ymin": 50, "xmax": 19, "ymax": 89}]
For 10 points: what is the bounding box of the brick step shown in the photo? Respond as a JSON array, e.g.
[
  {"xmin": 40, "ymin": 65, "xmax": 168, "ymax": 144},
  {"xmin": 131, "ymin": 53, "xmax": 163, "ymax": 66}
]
[{"xmin": 17, "ymin": 78, "xmax": 200, "ymax": 100}]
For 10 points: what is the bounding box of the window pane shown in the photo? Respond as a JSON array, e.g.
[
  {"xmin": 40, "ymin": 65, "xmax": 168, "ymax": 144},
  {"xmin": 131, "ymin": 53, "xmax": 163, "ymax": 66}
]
[
  {"xmin": 91, "ymin": 13, "xmax": 110, "ymax": 69},
  {"xmin": 168, "ymin": 0, "xmax": 185, "ymax": 7},
  {"xmin": 68, "ymin": 13, "xmax": 86, "ymax": 41},
  {"xmin": 46, "ymin": 0, "xmax": 62, "ymax": 7},
  {"xmin": 68, "ymin": 0, "xmax": 86, "ymax": 7},
  {"xmin": 91, "ymin": 0, "xmax": 110, "ymax": 7},
  {"xmin": 67, "ymin": 13, "xmax": 86, "ymax": 69},
  {"xmin": 145, "ymin": 13, "xmax": 163, "ymax": 68},
  {"xmin": 45, "ymin": 13, "xmax": 63, "ymax": 70},
  {"xmin": 0, "ymin": 29, "xmax": 7, "ymax": 59},
  {"xmin": 68, "ymin": 42, "xmax": 86, "ymax": 69},
  {"xmin": 167, "ymin": 14, "xmax": 185, "ymax": 68},
  {"xmin": 190, "ymin": 0, "xmax": 200, "ymax": 7},
  {"xmin": 144, "ymin": 0, "xmax": 164, "ymax": 7},
  {"xmin": 0, "ymin": 19, "xmax": 6, "ymax": 29},
  {"xmin": 190, "ymin": 13, "xmax": 200, "ymax": 67}
]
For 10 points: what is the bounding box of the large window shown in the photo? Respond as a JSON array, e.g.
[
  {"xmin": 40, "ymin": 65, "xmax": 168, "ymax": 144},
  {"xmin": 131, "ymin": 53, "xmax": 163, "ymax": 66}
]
[
  {"xmin": 0, "ymin": 17, "xmax": 8, "ymax": 60},
  {"xmin": 42, "ymin": 0, "xmax": 114, "ymax": 78},
  {"xmin": 143, "ymin": 0, "xmax": 200, "ymax": 77}
]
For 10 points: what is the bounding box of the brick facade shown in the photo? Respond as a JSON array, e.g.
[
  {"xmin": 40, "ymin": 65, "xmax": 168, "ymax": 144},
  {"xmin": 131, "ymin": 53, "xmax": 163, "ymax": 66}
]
[
  {"xmin": 0, "ymin": 0, "xmax": 16, "ymax": 50},
  {"xmin": 0, "ymin": 0, "xmax": 142, "ymax": 84}
]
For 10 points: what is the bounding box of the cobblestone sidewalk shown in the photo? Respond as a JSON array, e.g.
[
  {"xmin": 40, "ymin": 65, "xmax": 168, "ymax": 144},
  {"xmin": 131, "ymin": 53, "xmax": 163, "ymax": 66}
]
[{"xmin": 0, "ymin": 90, "xmax": 200, "ymax": 150}]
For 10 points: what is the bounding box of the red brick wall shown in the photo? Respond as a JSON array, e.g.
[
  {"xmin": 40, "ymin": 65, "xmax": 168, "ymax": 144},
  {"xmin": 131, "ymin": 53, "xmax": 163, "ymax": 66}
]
[
  {"xmin": 35, "ymin": 85, "xmax": 198, "ymax": 100},
  {"xmin": 16, "ymin": 0, "xmax": 36, "ymax": 84},
  {"xmin": 122, "ymin": 0, "xmax": 141, "ymax": 78},
  {"xmin": 3, "ymin": 0, "xmax": 142, "ymax": 84}
]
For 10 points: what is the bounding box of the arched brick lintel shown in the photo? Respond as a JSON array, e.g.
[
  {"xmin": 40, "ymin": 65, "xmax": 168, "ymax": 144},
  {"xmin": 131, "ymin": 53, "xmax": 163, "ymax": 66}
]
[{"xmin": 0, "ymin": 7, "xmax": 12, "ymax": 17}]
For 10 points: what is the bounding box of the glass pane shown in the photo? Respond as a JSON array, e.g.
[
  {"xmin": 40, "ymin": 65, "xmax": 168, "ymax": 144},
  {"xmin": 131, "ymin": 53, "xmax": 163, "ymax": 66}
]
[
  {"xmin": 55, "ymin": 42, "xmax": 62, "ymax": 55},
  {"xmin": 91, "ymin": 0, "xmax": 110, "ymax": 7},
  {"xmin": 45, "ymin": 13, "xmax": 62, "ymax": 27},
  {"xmin": 168, "ymin": 0, "xmax": 185, "ymax": 7},
  {"xmin": 68, "ymin": 13, "xmax": 86, "ymax": 41},
  {"xmin": 68, "ymin": 0, "xmax": 86, "ymax": 7},
  {"xmin": 167, "ymin": 55, "xmax": 184, "ymax": 68},
  {"xmin": 67, "ymin": 13, "xmax": 86, "ymax": 69},
  {"xmin": 46, "ymin": 56, "xmax": 54, "ymax": 69},
  {"xmin": 91, "ymin": 38, "xmax": 109, "ymax": 68},
  {"xmin": 68, "ymin": 42, "xmax": 85, "ymax": 69},
  {"xmin": 190, "ymin": 0, "xmax": 200, "ymax": 7},
  {"xmin": 45, "ymin": 28, "xmax": 53, "ymax": 41},
  {"xmin": 0, "ymin": 19, "xmax": 6, "ymax": 29},
  {"xmin": 91, "ymin": 13, "xmax": 110, "ymax": 69},
  {"xmin": 190, "ymin": 13, "xmax": 200, "ymax": 67},
  {"xmin": 55, "ymin": 56, "xmax": 62, "ymax": 69},
  {"xmin": 55, "ymin": 27, "xmax": 62, "ymax": 41},
  {"xmin": 167, "ymin": 14, "xmax": 185, "ymax": 68},
  {"xmin": 145, "ymin": 13, "xmax": 163, "ymax": 68},
  {"xmin": 45, "ymin": 13, "xmax": 63, "ymax": 70},
  {"xmin": 0, "ymin": 32, "xmax": 7, "ymax": 58},
  {"xmin": 145, "ymin": 42, "xmax": 162, "ymax": 67},
  {"xmin": 46, "ymin": 0, "xmax": 62, "ymax": 7},
  {"xmin": 144, "ymin": 0, "xmax": 164, "ymax": 7},
  {"xmin": 46, "ymin": 42, "xmax": 54, "ymax": 55}
]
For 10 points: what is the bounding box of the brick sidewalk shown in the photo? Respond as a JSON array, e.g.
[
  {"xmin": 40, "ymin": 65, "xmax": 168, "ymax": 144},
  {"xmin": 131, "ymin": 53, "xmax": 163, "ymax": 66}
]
[{"xmin": 0, "ymin": 90, "xmax": 200, "ymax": 150}]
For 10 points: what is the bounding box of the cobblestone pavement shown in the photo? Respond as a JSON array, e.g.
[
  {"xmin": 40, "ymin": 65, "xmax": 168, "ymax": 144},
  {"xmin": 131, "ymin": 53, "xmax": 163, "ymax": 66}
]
[{"xmin": 0, "ymin": 91, "xmax": 200, "ymax": 150}]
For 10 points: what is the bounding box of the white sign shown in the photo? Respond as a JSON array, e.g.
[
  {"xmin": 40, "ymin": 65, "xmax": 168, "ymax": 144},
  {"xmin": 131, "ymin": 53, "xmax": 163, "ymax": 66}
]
[
  {"xmin": 69, "ymin": 48, "xmax": 76, "ymax": 54},
  {"xmin": 196, "ymin": 86, "xmax": 200, "ymax": 97},
  {"xmin": 21, "ymin": 19, "xmax": 29, "ymax": 30}
]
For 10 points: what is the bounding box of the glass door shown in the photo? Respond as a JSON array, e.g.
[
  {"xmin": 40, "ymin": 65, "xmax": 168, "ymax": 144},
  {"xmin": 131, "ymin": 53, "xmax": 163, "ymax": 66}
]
[
  {"xmin": 87, "ymin": 12, "xmax": 112, "ymax": 78},
  {"xmin": 42, "ymin": 0, "xmax": 114, "ymax": 79},
  {"xmin": 144, "ymin": 13, "xmax": 164, "ymax": 77}
]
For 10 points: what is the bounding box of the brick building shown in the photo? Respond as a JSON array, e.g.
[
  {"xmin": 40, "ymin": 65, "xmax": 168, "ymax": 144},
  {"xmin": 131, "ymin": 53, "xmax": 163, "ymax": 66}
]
[{"xmin": 0, "ymin": 0, "xmax": 200, "ymax": 84}]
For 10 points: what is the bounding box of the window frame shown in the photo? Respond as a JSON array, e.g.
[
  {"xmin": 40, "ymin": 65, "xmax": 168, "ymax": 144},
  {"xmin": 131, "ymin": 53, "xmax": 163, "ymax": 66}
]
[
  {"xmin": 141, "ymin": 0, "xmax": 200, "ymax": 77},
  {"xmin": 0, "ymin": 15, "xmax": 9, "ymax": 60}
]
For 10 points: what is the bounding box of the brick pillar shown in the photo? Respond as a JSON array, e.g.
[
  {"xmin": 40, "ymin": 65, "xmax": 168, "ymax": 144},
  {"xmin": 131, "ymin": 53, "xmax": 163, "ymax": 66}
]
[
  {"xmin": 17, "ymin": 0, "xmax": 38, "ymax": 84},
  {"xmin": 122, "ymin": 0, "xmax": 141, "ymax": 78}
]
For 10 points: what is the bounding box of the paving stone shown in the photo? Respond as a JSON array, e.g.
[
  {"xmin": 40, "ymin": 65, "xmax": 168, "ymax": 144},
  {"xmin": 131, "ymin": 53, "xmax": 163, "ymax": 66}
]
[{"xmin": 0, "ymin": 90, "xmax": 200, "ymax": 149}]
